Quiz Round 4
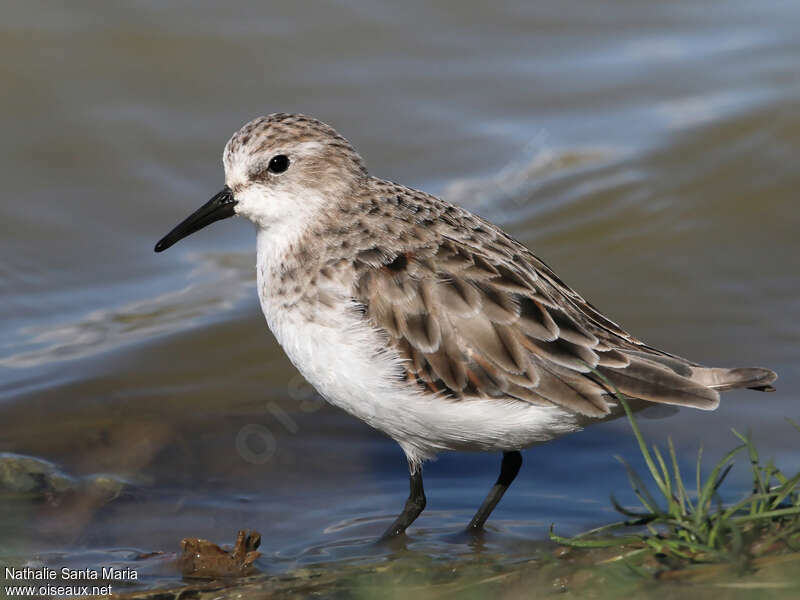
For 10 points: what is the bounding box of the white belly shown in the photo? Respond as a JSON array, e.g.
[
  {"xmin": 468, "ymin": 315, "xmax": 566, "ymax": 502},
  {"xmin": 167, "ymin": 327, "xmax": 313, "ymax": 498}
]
[
  {"xmin": 255, "ymin": 232, "xmax": 581, "ymax": 466},
  {"xmin": 259, "ymin": 296, "xmax": 580, "ymax": 465}
]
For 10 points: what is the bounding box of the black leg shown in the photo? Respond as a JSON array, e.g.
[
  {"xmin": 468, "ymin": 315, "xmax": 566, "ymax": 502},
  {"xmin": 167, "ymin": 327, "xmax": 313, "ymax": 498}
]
[
  {"xmin": 380, "ymin": 462, "xmax": 426, "ymax": 539},
  {"xmin": 467, "ymin": 451, "xmax": 522, "ymax": 531}
]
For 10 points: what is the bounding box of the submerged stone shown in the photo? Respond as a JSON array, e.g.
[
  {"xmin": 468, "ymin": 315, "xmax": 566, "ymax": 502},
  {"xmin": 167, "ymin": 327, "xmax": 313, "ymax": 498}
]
[{"xmin": 0, "ymin": 452, "xmax": 76, "ymax": 494}]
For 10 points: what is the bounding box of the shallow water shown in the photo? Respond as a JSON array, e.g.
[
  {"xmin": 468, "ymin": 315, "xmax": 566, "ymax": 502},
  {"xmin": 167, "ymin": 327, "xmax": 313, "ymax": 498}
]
[{"xmin": 1, "ymin": 0, "xmax": 799, "ymax": 594}]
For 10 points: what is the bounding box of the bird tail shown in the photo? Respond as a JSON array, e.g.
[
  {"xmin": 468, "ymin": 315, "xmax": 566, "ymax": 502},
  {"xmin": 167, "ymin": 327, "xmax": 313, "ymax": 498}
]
[
  {"xmin": 593, "ymin": 351, "xmax": 777, "ymax": 413},
  {"xmin": 688, "ymin": 366, "xmax": 778, "ymax": 393}
]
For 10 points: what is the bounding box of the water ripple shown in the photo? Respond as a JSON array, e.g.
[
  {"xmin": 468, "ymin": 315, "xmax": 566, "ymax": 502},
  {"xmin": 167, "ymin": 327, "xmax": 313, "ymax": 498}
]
[{"xmin": 0, "ymin": 252, "xmax": 254, "ymax": 369}]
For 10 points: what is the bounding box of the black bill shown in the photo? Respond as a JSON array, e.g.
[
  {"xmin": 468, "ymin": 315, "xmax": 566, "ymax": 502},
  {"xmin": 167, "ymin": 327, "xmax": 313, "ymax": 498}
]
[{"xmin": 154, "ymin": 187, "xmax": 237, "ymax": 253}]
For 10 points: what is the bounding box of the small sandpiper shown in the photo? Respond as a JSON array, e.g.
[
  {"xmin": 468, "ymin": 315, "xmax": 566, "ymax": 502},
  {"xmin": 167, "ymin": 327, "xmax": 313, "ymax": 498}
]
[{"xmin": 155, "ymin": 113, "xmax": 777, "ymax": 538}]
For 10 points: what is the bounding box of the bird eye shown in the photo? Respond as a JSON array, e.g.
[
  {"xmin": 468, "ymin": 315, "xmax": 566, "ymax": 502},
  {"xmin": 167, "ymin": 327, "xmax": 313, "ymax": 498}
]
[{"xmin": 268, "ymin": 154, "xmax": 290, "ymax": 174}]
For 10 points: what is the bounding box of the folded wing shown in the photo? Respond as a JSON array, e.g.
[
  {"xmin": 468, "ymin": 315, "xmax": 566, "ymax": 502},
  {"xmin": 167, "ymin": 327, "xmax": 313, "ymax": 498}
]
[{"xmin": 350, "ymin": 204, "xmax": 775, "ymax": 417}]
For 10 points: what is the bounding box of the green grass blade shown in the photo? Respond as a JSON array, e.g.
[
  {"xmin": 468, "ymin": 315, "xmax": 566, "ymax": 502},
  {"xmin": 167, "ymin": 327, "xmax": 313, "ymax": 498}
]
[
  {"xmin": 694, "ymin": 444, "xmax": 746, "ymax": 529},
  {"xmin": 549, "ymin": 524, "xmax": 641, "ymax": 548},
  {"xmin": 669, "ymin": 437, "xmax": 692, "ymax": 514},
  {"xmin": 569, "ymin": 515, "xmax": 654, "ymax": 539},
  {"xmin": 556, "ymin": 372, "xmax": 800, "ymax": 566},
  {"xmin": 590, "ymin": 368, "xmax": 668, "ymax": 494},
  {"xmin": 618, "ymin": 456, "xmax": 665, "ymax": 516},
  {"xmin": 721, "ymin": 491, "xmax": 795, "ymax": 521},
  {"xmin": 732, "ymin": 506, "xmax": 800, "ymax": 524},
  {"xmin": 732, "ymin": 429, "xmax": 767, "ymax": 514},
  {"xmin": 651, "ymin": 443, "xmax": 676, "ymax": 513},
  {"xmin": 713, "ymin": 463, "xmax": 735, "ymax": 496},
  {"xmin": 617, "ymin": 396, "xmax": 667, "ymax": 493},
  {"xmin": 696, "ymin": 445, "xmax": 704, "ymax": 506},
  {"xmin": 770, "ymin": 471, "xmax": 800, "ymax": 510},
  {"xmin": 610, "ymin": 495, "xmax": 654, "ymax": 519}
]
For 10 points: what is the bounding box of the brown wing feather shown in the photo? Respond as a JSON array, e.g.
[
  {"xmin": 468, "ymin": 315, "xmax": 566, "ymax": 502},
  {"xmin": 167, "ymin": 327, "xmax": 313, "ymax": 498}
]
[{"xmin": 347, "ymin": 182, "xmax": 775, "ymax": 416}]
